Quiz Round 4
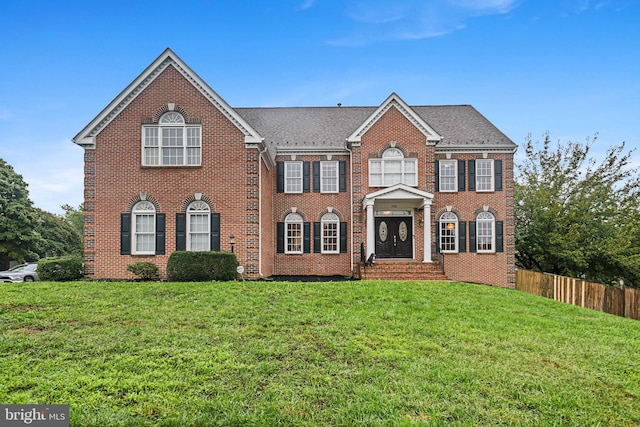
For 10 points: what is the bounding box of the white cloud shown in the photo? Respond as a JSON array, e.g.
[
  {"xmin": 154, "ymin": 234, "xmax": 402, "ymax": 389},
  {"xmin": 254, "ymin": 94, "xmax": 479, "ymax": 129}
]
[{"xmin": 328, "ymin": 0, "xmax": 520, "ymax": 46}]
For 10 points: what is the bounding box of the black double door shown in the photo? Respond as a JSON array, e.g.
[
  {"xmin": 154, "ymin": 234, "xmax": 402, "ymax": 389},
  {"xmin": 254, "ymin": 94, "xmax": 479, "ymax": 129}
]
[{"xmin": 375, "ymin": 217, "xmax": 413, "ymax": 258}]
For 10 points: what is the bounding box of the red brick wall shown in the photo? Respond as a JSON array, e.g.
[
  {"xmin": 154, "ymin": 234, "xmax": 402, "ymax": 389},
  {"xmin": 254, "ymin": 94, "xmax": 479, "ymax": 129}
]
[
  {"xmin": 260, "ymin": 158, "xmax": 274, "ymax": 277},
  {"xmin": 272, "ymin": 154, "xmax": 352, "ymax": 276},
  {"xmin": 433, "ymin": 152, "xmax": 515, "ymax": 288},
  {"xmin": 84, "ymin": 65, "xmax": 261, "ymax": 280}
]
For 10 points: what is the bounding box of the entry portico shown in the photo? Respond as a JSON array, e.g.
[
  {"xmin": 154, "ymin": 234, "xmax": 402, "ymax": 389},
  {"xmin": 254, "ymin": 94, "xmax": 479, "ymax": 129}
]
[{"xmin": 363, "ymin": 184, "xmax": 434, "ymax": 263}]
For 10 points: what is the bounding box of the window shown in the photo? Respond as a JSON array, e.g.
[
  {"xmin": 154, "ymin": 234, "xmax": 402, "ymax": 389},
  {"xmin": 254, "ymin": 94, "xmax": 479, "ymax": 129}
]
[
  {"xmin": 476, "ymin": 159, "xmax": 494, "ymax": 192},
  {"xmin": 369, "ymin": 147, "xmax": 417, "ymax": 187},
  {"xmin": 132, "ymin": 201, "xmax": 156, "ymax": 254},
  {"xmin": 321, "ymin": 212, "xmax": 339, "ymax": 253},
  {"xmin": 187, "ymin": 201, "xmax": 210, "ymax": 251},
  {"xmin": 142, "ymin": 112, "xmax": 201, "ymax": 166},
  {"xmin": 476, "ymin": 212, "xmax": 495, "ymax": 252},
  {"xmin": 285, "ymin": 212, "xmax": 303, "ymax": 254},
  {"xmin": 439, "ymin": 160, "xmax": 457, "ymax": 192},
  {"xmin": 285, "ymin": 162, "xmax": 303, "ymax": 193},
  {"xmin": 321, "ymin": 161, "xmax": 338, "ymax": 193},
  {"xmin": 439, "ymin": 212, "xmax": 458, "ymax": 252}
]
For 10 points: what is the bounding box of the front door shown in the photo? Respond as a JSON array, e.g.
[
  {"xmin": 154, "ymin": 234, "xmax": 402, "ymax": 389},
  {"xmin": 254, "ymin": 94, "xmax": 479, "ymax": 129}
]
[{"xmin": 375, "ymin": 217, "xmax": 413, "ymax": 258}]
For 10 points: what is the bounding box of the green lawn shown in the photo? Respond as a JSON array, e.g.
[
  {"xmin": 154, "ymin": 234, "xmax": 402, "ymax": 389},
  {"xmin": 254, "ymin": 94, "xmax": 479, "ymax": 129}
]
[{"xmin": 1, "ymin": 280, "xmax": 639, "ymax": 426}]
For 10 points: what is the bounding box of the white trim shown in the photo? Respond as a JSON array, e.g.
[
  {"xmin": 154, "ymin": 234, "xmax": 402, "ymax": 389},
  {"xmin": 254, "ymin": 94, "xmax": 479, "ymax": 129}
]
[
  {"xmin": 321, "ymin": 212, "xmax": 340, "ymax": 254},
  {"xmin": 284, "ymin": 161, "xmax": 303, "ymax": 193},
  {"xmin": 320, "ymin": 161, "xmax": 339, "ymax": 194},
  {"xmin": 475, "ymin": 159, "xmax": 495, "ymax": 192}
]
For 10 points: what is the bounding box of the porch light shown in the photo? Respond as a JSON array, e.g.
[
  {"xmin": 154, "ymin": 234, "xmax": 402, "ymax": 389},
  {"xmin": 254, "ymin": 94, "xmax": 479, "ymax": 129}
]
[{"xmin": 230, "ymin": 235, "xmax": 235, "ymax": 253}]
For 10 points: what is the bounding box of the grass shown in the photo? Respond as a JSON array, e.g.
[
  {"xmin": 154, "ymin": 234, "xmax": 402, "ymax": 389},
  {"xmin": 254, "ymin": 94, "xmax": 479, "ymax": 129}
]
[{"xmin": 1, "ymin": 280, "xmax": 639, "ymax": 426}]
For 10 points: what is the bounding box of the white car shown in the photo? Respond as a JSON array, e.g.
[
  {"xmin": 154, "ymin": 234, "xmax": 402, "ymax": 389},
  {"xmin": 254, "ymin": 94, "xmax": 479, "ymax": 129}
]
[{"xmin": 0, "ymin": 263, "xmax": 39, "ymax": 282}]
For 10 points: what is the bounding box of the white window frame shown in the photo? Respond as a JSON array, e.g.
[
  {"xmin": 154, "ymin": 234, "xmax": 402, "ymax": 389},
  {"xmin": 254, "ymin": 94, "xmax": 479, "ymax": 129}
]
[
  {"xmin": 320, "ymin": 161, "xmax": 338, "ymax": 193},
  {"xmin": 439, "ymin": 160, "xmax": 457, "ymax": 192},
  {"xmin": 285, "ymin": 212, "xmax": 303, "ymax": 254},
  {"xmin": 285, "ymin": 162, "xmax": 303, "ymax": 194},
  {"xmin": 476, "ymin": 212, "xmax": 495, "ymax": 253},
  {"xmin": 187, "ymin": 201, "xmax": 210, "ymax": 252},
  {"xmin": 369, "ymin": 148, "xmax": 417, "ymax": 187},
  {"xmin": 439, "ymin": 212, "xmax": 458, "ymax": 253},
  {"xmin": 142, "ymin": 112, "xmax": 201, "ymax": 166},
  {"xmin": 476, "ymin": 159, "xmax": 494, "ymax": 192},
  {"xmin": 132, "ymin": 201, "xmax": 155, "ymax": 255},
  {"xmin": 321, "ymin": 212, "xmax": 340, "ymax": 254}
]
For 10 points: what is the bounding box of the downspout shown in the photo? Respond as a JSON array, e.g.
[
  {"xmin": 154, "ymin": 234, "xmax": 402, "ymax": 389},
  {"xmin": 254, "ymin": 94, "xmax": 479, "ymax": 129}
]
[{"xmin": 345, "ymin": 141, "xmax": 354, "ymax": 275}]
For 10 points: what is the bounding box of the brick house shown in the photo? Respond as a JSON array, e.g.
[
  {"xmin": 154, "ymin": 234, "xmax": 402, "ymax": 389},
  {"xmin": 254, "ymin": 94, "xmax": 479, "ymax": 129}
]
[{"xmin": 73, "ymin": 49, "xmax": 517, "ymax": 287}]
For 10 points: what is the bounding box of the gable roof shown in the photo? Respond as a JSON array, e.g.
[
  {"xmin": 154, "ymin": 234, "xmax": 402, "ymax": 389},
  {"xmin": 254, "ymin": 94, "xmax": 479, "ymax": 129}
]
[
  {"xmin": 237, "ymin": 103, "xmax": 516, "ymax": 157},
  {"xmin": 72, "ymin": 48, "xmax": 263, "ymax": 149},
  {"xmin": 346, "ymin": 93, "xmax": 442, "ymax": 144}
]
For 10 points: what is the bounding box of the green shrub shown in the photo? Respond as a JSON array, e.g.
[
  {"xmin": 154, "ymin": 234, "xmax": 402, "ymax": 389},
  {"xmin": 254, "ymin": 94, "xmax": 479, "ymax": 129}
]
[
  {"xmin": 37, "ymin": 256, "xmax": 83, "ymax": 281},
  {"xmin": 126, "ymin": 262, "xmax": 159, "ymax": 281},
  {"xmin": 167, "ymin": 251, "xmax": 238, "ymax": 282}
]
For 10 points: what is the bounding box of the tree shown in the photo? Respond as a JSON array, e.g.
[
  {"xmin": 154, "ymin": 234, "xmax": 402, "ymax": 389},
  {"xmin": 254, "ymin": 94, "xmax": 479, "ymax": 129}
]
[
  {"xmin": 32, "ymin": 208, "xmax": 82, "ymax": 258},
  {"xmin": 0, "ymin": 158, "xmax": 41, "ymax": 261},
  {"xmin": 515, "ymin": 133, "xmax": 640, "ymax": 287},
  {"xmin": 61, "ymin": 203, "xmax": 84, "ymax": 249}
]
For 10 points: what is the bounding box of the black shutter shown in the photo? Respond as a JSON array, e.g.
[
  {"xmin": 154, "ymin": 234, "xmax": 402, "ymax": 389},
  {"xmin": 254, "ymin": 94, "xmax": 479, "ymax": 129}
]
[
  {"xmin": 340, "ymin": 222, "xmax": 347, "ymax": 253},
  {"xmin": 458, "ymin": 160, "xmax": 466, "ymax": 192},
  {"xmin": 434, "ymin": 160, "xmax": 439, "ymax": 192},
  {"xmin": 277, "ymin": 222, "xmax": 285, "ymax": 253},
  {"xmin": 313, "ymin": 162, "xmax": 320, "ymax": 193},
  {"xmin": 120, "ymin": 213, "xmax": 131, "ymax": 255},
  {"xmin": 468, "ymin": 160, "xmax": 476, "ymax": 191},
  {"xmin": 303, "ymin": 162, "xmax": 310, "ymax": 193},
  {"xmin": 469, "ymin": 221, "xmax": 477, "ymax": 253},
  {"xmin": 494, "ymin": 160, "xmax": 503, "ymax": 191},
  {"xmin": 435, "ymin": 221, "xmax": 440, "ymax": 253},
  {"xmin": 276, "ymin": 162, "xmax": 284, "ymax": 193},
  {"xmin": 211, "ymin": 213, "xmax": 220, "ymax": 251},
  {"xmin": 458, "ymin": 221, "xmax": 466, "ymax": 253},
  {"xmin": 155, "ymin": 213, "xmax": 165, "ymax": 255},
  {"xmin": 339, "ymin": 161, "xmax": 347, "ymax": 192},
  {"xmin": 314, "ymin": 222, "xmax": 321, "ymax": 253},
  {"xmin": 303, "ymin": 222, "xmax": 311, "ymax": 253},
  {"xmin": 496, "ymin": 221, "xmax": 504, "ymax": 253},
  {"xmin": 176, "ymin": 213, "xmax": 186, "ymax": 251}
]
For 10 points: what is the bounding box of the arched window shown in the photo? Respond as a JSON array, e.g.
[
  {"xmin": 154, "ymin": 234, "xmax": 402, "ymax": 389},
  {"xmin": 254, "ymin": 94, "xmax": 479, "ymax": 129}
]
[
  {"xmin": 321, "ymin": 212, "xmax": 340, "ymax": 254},
  {"xmin": 476, "ymin": 212, "xmax": 495, "ymax": 252},
  {"xmin": 132, "ymin": 201, "xmax": 156, "ymax": 254},
  {"xmin": 187, "ymin": 201, "xmax": 210, "ymax": 251},
  {"xmin": 142, "ymin": 111, "xmax": 201, "ymax": 166},
  {"xmin": 285, "ymin": 212, "xmax": 304, "ymax": 254},
  {"xmin": 369, "ymin": 147, "xmax": 417, "ymax": 187},
  {"xmin": 439, "ymin": 212, "xmax": 458, "ymax": 253}
]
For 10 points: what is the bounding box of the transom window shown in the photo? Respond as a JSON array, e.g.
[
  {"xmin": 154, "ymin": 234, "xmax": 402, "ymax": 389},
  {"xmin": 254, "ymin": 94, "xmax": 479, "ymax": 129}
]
[
  {"xmin": 369, "ymin": 147, "xmax": 417, "ymax": 187},
  {"xmin": 476, "ymin": 212, "xmax": 495, "ymax": 252},
  {"xmin": 285, "ymin": 162, "xmax": 303, "ymax": 193},
  {"xmin": 132, "ymin": 201, "xmax": 155, "ymax": 254},
  {"xmin": 142, "ymin": 112, "xmax": 201, "ymax": 166},
  {"xmin": 439, "ymin": 160, "xmax": 457, "ymax": 192},
  {"xmin": 187, "ymin": 201, "xmax": 210, "ymax": 251},
  {"xmin": 285, "ymin": 212, "xmax": 303, "ymax": 254},
  {"xmin": 476, "ymin": 159, "xmax": 494, "ymax": 192},
  {"xmin": 439, "ymin": 212, "xmax": 458, "ymax": 253},
  {"xmin": 321, "ymin": 161, "xmax": 338, "ymax": 193},
  {"xmin": 321, "ymin": 212, "xmax": 339, "ymax": 253}
]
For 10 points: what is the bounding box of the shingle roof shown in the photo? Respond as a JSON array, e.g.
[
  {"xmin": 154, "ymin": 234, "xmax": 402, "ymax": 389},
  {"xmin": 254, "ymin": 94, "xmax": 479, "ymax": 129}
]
[{"xmin": 236, "ymin": 104, "xmax": 516, "ymax": 158}]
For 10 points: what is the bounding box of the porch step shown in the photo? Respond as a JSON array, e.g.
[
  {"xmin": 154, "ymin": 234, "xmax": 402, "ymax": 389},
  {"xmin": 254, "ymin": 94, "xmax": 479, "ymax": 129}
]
[{"xmin": 358, "ymin": 260, "xmax": 448, "ymax": 281}]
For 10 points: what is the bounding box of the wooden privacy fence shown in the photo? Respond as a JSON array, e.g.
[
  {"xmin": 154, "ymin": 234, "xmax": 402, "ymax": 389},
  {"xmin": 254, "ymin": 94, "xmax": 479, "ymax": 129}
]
[{"xmin": 515, "ymin": 269, "xmax": 640, "ymax": 321}]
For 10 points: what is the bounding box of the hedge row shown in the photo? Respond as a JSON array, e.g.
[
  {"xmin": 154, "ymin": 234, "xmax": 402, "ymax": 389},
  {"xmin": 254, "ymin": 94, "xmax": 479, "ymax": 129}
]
[{"xmin": 167, "ymin": 251, "xmax": 238, "ymax": 282}]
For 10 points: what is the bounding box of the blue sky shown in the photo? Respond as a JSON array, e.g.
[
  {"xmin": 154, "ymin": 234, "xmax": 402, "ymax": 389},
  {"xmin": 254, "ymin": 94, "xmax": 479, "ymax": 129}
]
[{"xmin": 1, "ymin": 0, "xmax": 638, "ymax": 214}]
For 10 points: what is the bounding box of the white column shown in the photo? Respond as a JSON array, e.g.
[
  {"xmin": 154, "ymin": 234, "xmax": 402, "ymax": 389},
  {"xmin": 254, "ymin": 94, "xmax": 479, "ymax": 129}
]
[
  {"xmin": 365, "ymin": 200, "xmax": 375, "ymax": 259},
  {"xmin": 423, "ymin": 203, "xmax": 432, "ymax": 262}
]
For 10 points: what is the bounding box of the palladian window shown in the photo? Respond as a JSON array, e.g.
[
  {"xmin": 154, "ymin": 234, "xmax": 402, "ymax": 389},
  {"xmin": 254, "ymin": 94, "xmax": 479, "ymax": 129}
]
[
  {"xmin": 142, "ymin": 112, "xmax": 201, "ymax": 166},
  {"xmin": 369, "ymin": 147, "xmax": 417, "ymax": 187}
]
